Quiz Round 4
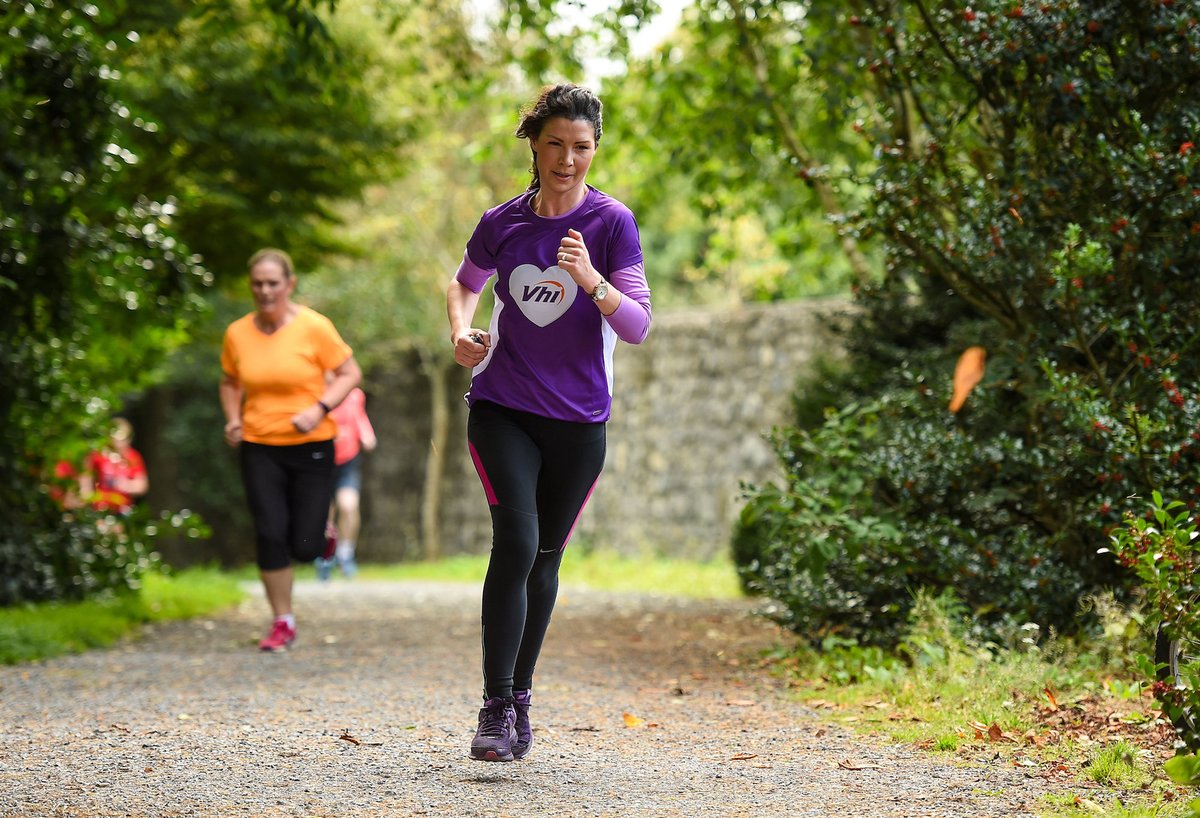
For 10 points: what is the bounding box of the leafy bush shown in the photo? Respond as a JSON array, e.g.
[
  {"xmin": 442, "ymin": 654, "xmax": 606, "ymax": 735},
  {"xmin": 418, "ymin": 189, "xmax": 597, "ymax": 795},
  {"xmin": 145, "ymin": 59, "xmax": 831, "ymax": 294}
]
[
  {"xmin": 0, "ymin": 500, "xmax": 209, "ymax": 607},
  {"xmin": 1107, "ymin": 493, "xmax": 1200, "ymax": 752},
  {"xmin": 735, "ymin": 1, "xmax": 1200, "ymax": 645},
  {"xmin": 1, "ymin": 2, "xmax": 211, "ymax": 603}
]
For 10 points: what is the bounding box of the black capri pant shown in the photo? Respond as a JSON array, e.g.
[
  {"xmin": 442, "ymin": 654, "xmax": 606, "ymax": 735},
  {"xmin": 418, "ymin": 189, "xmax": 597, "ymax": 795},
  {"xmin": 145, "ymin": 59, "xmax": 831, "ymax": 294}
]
[{"xmin": 239, "ymin": 440, "xmax": 336, "ymax": 571}]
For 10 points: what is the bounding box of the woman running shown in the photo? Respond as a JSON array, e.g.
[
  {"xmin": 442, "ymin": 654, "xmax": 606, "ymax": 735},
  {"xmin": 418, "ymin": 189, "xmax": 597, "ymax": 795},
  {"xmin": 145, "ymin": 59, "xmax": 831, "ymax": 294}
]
[{"xmin": 446, "ymin": 83, "xmax": 653, "ymax": 761}]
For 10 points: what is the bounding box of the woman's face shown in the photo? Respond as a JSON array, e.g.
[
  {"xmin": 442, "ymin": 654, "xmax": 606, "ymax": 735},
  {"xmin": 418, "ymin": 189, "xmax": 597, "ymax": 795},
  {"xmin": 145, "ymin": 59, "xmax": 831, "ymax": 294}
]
[
  {"xmin": 530, "ymin": 117, "xmax": 597, "ymax": 199},
  {"xmin": 249, "ymin": 258, "xmax": 295, "ymax": 315}
]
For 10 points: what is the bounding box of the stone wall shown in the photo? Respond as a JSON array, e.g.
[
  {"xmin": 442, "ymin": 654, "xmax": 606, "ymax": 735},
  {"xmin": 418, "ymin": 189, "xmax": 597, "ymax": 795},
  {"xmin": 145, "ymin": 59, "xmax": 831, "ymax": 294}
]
[{"xmin": 356, "ymin": 297, "xmax": 851, "ymax": 563}]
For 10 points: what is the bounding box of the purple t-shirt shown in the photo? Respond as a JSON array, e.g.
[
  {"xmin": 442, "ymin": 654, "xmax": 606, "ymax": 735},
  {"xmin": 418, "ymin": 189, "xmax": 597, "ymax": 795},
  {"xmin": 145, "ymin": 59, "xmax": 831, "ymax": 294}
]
[{"xmin": 455, "ymin": 186, "xmax": 652, "ymax": 423}]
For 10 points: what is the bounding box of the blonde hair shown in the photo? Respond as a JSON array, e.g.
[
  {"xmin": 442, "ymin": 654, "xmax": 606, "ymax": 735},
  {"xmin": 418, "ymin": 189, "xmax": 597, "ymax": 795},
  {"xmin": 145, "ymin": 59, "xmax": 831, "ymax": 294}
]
[{"xmin": 247, "ymin": 247, "xmax": 295, "ymax": 278}]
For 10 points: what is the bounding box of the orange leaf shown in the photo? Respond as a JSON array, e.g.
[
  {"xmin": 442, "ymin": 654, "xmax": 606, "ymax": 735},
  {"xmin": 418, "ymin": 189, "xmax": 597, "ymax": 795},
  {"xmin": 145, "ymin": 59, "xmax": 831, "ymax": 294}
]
[
  {"xmin": 838, "ymin": 758, "xmax": 882, "ymax": 770},
  {"xmin": 622, "ymin": 712, "xmax": 645, "ymax": 728},
  {"xmin": 949, "ymin": 346, "xmax": 987, "ymax": 413},
  {"xmin": 338, "ymin": 731, "xmax": 362, "ymax": 745},
  {"xmin": 987, "ymin": 722, "xmax": 1004, "ymax": 742},
  {"xmin": 730, "ymin": 752, "xmax": 758, "ymax": 761},
  {"xmin": 1043, "ymin": 685, "xmax": 1059, "ymax": 710}
]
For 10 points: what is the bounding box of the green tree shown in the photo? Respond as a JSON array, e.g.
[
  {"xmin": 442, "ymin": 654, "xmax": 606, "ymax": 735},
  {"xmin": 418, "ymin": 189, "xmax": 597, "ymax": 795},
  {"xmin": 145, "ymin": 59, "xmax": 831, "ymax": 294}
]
[
  {"xmin": 136, "ymin": 0, "xmax": 513, "ymax": 564},
  {"xmin": 1, "ymin": 0, "xmax": 387, "ymax": 602},
  {"xmin": 100, "ymin": 0, "xmax": 402, "ymax": 278},
  {"xmin": 493, "ymin": 0, "xmax": 872, "ymax": 303},
  {"xmin": 1, "ymin": 0, "xmax": 208, "ymax": 603},
  {"xmin": 303, "ymin": 0, "xmax": 530, "ymax": 559},
  {"xmin": 736, "ymin": 0, "xmax": 1200, "ymax": 645}
]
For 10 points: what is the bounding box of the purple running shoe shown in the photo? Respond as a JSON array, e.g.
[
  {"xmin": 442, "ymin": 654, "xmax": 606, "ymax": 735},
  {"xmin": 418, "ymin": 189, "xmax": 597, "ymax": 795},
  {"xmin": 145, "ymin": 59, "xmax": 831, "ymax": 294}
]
[
  {"xmin": 512, "ymin": 689, "xmax": 533, "ymax": 759},
  {"xmin": 470, "ymin": 697, "xmax": 517, "ymax": 762}
]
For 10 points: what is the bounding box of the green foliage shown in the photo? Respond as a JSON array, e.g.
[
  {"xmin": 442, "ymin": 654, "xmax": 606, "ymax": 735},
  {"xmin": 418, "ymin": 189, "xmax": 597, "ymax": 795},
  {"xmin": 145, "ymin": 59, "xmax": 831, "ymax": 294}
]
[
  {"xmin": 1, "ymin": 1, "xmax": 212, "ymax": 602},
  {"xmin": 735, "ymin": 1, "xmax": 1200, "ymax": 646},
  {"xmin": 597, "ymin": 0, "xmax": 872, "ymax": 303},
  {"xmin": 105, "ymin": 0, "xmax": 405, "ymax": 278},
  {"xmin": 1087, "ymin": 741, "xmax": 1148, "ymax": 788},
  {"xmin": 1166, "ymin": 753, "xmax": 1200, "ymax": 787},
  {"xmin": 1, "ymin": 0, "xmax": 371, "ymax": 602},
  {"xmin": 1108, "ymin": 493, "xmax": 1200, "ymax": 753},
  {"xmin": 301, "ymin": 0, "xmax": 523, "ymax": 359}
]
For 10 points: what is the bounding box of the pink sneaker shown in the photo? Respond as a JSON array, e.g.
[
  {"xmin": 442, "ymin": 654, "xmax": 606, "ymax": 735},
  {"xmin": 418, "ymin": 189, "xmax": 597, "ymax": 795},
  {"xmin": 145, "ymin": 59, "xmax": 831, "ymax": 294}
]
[{"xmin": 258, "ymin": 620, "xmax": 296, "ymax": 652}]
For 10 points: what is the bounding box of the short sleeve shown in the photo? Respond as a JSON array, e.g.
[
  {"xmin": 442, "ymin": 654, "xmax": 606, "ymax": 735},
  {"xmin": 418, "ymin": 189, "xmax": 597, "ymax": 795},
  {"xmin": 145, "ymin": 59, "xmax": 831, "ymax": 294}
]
[
  {"xmin": 606, "ymin": 205, "xmax": 643, "ymax": 275},
  {"xmin": 464, "ymin": 212, "xmax": 497, "ymax": 273},
  {"xmin": 312, "ymin": 314, "xmax": 353, "ymax": 370},
  {"xmin": 219, "ymin": 329, "xmax": 237, "ymax": 378}
]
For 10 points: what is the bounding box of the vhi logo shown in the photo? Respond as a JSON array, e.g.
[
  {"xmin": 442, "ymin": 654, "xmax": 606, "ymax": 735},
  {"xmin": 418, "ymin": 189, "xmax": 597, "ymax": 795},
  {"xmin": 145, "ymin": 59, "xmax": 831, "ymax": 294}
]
[
  {"xmin": 522, "ymin": 280, "xmax": 566, "ymax": 304},
  {"xmin": 509, "ymin": 264, "xmax": 577, "ymax": 327}
]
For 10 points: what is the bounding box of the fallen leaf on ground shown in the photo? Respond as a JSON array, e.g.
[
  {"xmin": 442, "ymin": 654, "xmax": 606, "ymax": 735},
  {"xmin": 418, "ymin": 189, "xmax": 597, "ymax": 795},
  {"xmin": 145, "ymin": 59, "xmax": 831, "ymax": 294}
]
[
  {"xmin": 726, "ymin": 699, "xmax": 756, "ymax": 707},
  {"xmin": 338, "ymin": 731, "xmax": 362, "ymax": 745},
  {"xmin": 623, "ymin": 712, "xmax": 645, "ymax": 728},
  {"xmin": 838, "ymin": 758, "xmax": 882, "ymax": 770},
  {"xmin": 969, "ymin": 721, "xmax": 1016, "ymax": 742},
  {"xmin": 730, "ymin": 752, "xmax": 758, "ymax": 761},
  {"xmin": 1043, "ymin": 685, "xmax": 1058, "ymax": 710}
]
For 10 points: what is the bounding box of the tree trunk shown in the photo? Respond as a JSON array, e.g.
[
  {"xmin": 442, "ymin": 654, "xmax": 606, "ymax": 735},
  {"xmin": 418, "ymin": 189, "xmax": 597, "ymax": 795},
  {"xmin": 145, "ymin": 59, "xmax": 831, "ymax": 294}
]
[{"xmin": 419, "ymin": 350, "xmax": 449, "ymax": 560}]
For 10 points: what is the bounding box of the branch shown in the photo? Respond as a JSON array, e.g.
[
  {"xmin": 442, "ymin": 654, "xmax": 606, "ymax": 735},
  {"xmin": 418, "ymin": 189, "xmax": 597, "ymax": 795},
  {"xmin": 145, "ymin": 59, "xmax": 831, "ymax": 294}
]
[{"xmin": 726, "ymin": 0, "xmax": 873, "ymax": 284}]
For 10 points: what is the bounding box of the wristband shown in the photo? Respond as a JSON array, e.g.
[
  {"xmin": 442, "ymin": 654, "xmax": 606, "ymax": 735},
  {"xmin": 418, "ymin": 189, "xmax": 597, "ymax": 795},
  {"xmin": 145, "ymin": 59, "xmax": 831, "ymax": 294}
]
[{"xmin": 317, "ymin": 400, "xmax": 331, "ymax": 415}]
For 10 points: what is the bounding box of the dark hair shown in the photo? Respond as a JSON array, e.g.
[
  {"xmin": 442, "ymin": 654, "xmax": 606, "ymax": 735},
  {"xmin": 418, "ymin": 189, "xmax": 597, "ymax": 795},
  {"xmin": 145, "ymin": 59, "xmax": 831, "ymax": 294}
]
[
  {"xmin": 515, "ymin": 83, "xmax": 604, "ymax": 191},
  {"xmin": 247, "ymin": 247, "xmax": 294, "ymax": 278}
]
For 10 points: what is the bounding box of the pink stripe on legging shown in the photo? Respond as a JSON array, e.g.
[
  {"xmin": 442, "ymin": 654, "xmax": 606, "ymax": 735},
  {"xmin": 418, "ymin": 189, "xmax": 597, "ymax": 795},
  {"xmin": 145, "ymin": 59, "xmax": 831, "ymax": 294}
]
[
  {"xmin": 468, "ymin": 442, "xmax": 499, "ymax": 506},
  {"xmin": 557, "ymin": 475, "xmax": 601, "ymax": 552}
]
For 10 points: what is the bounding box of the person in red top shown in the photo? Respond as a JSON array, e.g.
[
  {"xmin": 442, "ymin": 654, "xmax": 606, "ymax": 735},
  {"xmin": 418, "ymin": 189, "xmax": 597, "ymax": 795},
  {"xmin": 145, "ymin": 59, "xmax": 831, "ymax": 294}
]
[
  {"xmin": 79, "ymin": 418, "xmax": 148, "ymax": 514},
  {"xmin": 316, "ymin": 384, "xmax": 377, "ymax": 580}
]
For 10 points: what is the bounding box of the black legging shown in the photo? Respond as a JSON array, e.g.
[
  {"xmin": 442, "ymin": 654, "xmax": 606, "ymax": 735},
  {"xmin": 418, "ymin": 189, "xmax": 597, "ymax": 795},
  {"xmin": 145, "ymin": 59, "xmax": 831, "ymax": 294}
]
[
  {"xmin": 467, "ymin": 400, "xmax": 607, "ymax": 699},
  {"xmin": 239, "ymin": 440, "xmax": 336, "ymax": 571}
]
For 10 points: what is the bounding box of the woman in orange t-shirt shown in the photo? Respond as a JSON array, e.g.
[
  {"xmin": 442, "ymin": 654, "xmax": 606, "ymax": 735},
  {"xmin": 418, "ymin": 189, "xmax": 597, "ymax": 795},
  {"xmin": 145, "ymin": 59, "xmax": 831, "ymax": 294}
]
[{"xmin": 219, "ymin": 247, "xmax": 363, "ymax": 652}]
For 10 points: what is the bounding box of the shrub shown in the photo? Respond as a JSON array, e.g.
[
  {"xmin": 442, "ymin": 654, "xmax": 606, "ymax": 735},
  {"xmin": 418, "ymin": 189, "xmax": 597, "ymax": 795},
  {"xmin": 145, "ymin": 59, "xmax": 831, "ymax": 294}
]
[
  {"xmin": 1107, "ymin": 493, "xmax": 1200, "ymax": 752},
  {"xmin": 735, "ymin": 1, "xmax": 1200, "ymax": 645}
]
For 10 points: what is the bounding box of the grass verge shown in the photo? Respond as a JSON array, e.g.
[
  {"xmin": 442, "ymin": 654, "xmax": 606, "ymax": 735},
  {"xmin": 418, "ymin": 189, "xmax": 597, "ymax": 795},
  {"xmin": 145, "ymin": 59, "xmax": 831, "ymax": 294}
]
[
  {"xmin": 773, "ymin": 592, "xmax": 1192, "ymax": 818},
  {"xmin": 9, "ymin": 552, "xmax": 739, "ymax": 666},
  {"xmin": 301, "ymin": 549, "xmax": 744, "ymax": 600},
  {"xmin": 0, "ymin": 566, "xmax": 245, "ymax": 665}
]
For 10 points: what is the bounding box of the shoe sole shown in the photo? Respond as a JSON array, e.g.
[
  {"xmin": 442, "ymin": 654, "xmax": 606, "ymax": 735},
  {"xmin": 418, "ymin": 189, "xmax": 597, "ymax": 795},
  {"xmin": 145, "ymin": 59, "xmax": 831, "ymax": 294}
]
[{"xmin": 470, "ymin": 749, "xmax": 515, "ymax": 762}]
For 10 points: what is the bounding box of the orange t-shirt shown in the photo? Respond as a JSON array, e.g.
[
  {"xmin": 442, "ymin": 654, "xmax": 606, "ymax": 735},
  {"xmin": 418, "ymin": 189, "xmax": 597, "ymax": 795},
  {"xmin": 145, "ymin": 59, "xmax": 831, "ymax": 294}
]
[{"xmin": 220, "ymin": 306, "xmax": 353, "ymax": 446}]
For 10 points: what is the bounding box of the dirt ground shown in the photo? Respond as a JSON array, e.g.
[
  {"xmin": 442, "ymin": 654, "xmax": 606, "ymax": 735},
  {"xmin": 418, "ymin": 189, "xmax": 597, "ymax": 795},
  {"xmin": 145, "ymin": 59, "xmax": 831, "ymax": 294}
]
[{"xmin": 0, "ymin": 579, "xmax": 1084, "ymax": 817}]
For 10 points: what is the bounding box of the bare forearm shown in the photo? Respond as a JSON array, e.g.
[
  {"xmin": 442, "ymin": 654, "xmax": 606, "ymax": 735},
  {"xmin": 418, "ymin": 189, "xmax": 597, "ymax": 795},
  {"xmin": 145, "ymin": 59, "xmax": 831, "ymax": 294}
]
[
  {"xmin": 220, "ymin": 377, "xmax": 243, "ymax": 419},
  {"xmin": 219, "ymin": 376, "xmax": 245, "ymax": 446},
  {"xmin": 322, "ymin": 361, "xmax": 362, "ymax": 411},
  {"xmin": 447, "ymin": 279, "xmax": 483, "ymax": 342}
]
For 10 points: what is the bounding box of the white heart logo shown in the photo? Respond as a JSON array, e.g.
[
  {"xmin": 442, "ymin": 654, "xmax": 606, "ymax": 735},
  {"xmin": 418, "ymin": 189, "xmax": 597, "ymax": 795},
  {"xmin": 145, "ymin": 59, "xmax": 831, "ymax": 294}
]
[{"xmin": 508, "ymin": 264, "xmax": 578, "ymax": 327}]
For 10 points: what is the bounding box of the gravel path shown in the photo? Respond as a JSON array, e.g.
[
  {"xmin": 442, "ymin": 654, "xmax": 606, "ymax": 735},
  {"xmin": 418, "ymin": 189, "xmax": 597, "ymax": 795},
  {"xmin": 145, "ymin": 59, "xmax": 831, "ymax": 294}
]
[{"xmin": 0, "ymin": 580, "xmax": 1063, "ymax": 817}]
